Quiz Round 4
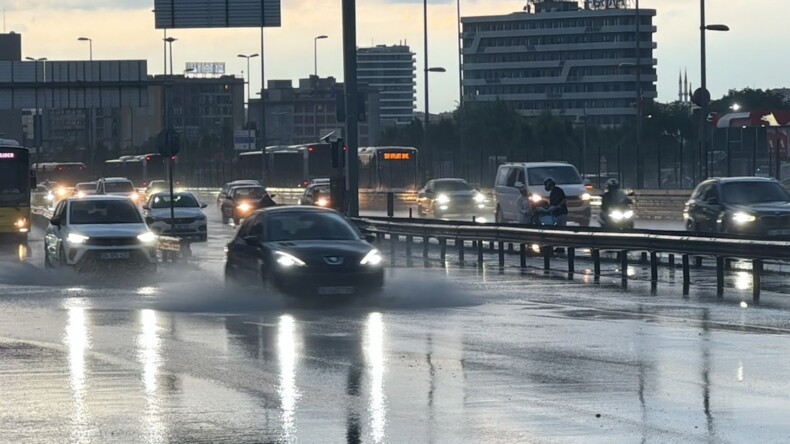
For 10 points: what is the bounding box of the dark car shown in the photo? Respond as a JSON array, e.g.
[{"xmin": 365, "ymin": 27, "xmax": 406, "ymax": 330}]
[
  {"xmin": 220, "ymin": 185, "xmax": 277, "ymax": 225},
  {"xmin": 217, "ymin": 180, "xmax": 262, "ymax": 207},
  {"xmin": 224, "ymin": 206, "xmax": 384, "ymax": 297},
  {"xmin": 416, "ymin": 178, "xmax": 489, "ymax": 218},
  {"xmin": 298, "ymin": 182, "xmax": 331, "ymax": 207},
  {"xmin": 684, "ymin": 177, "xmax": 790, "ymax": 237}
]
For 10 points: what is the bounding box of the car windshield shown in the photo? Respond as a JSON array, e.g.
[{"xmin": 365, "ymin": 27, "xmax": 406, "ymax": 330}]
[
  {"xmin": 151, "ymin": 194, "xmax": 199, "ymax": 209},
  {"xmin": 105, "ymin": 181, "xmax": 134, "ymax": 193},
  {"xmin": 69, "ymin": 200, "xmax": 142, "ymax": 224},
  {"xmin": 528, "ymin": 166, "xmax": 582, "ymax": 186},
  {"xmin": 233, "ymin": 187, "xmax": 265, "ymax": 200},
  {"xmin": 148, "ymin": 181, "xmax": 166, "ymax": 189},
  {"xmin": 722, "ymin": 182, "xmax": 790, "ymax": 204},
  {"xmin": 433, "ymin": 181, "xmax": 471, "ymax": 192},
  {"xmin": 266, "ymin": 212, "xmax": 359, "ymax": 242},
  {"xmin": 76, "ymin": 183, "xmax": 95, "ymax": 191}
]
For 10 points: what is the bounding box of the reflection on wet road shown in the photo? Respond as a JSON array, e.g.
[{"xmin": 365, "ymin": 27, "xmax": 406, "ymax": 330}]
[{"xmin": 0, "ymin": 213, "xmax": 789, "ymax": 442}]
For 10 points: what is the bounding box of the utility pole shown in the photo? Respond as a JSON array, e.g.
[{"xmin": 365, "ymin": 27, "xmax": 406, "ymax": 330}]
[{"xmin": 342, "ymin": 0, "xmax": 360, "ymax": 216}]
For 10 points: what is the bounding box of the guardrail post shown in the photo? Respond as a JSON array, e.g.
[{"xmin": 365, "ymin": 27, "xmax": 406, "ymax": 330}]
[
  {"xmin": 682, "ymin": 255, "xmax": 691, "ymax": 295},
  {"xmin": 520, "ymin": 244, "xmax": 527, "ymax": 269},
  {"xmin": 409, "ymin": 208, "xmax": 413, "ymax": 219},
  {"xmin": 406, "ymin": 235, "xmax": 413, "ymax": 267},
  {"xmin": 440, "ymin": 238, "xmax": 447, "ymax": 266},
  {"xmin": 621, "ymin": 251, "xmax": 628, "ymax": 288},
  {"xmin": 716, "ymin": 256, "xmax": 725, "ymax": 296},
  {"xmin": 567, "ymin": 248, "xmax": 575, "ymax": 278},
  {"xmin": 543, "ymin": 247, "xmax": 551, "ymax": 272},
  {"xmin": 592, "ymin": 249, "xmax": 601, "ymax": 281},
  {"xmin": 498, "ymin": 242, "xmax": 505, "ymax": 269},
  {"xmin": 390, "ymin": 234, "xmax": 397, "ymax": 267},
  {"xmin": 753, "ymin": 260, "xmax": 762, "ymax": 303},
  {"xmin": 489, "ymin": 241, "xmax": 495, "ymax": 251},
  {"xmin": 458, "ymin": 239, "xmax": 465, "ymax": 266},
  {"xmin": 640, "ymin": 252, "xmax": 648, "ymax": 264},
  {"xmin": 508, "ymin": 243, "xmax": 514, "ymax": 253},
  {"xmin": 668, "ymin": 254, "xmax": 675, "ymax": 268},
  {"xmin": 377, "ymin": 232, "xmax": 384, "ymax": 243},
  {"xmin": 695, "ymin": 256, "xmax": 703, "ymax": 268},
  {"xmin": 477, "ymin": 240, "xmax": 484, "ymax": 269},
  {"xmin": 650, "ymin": 252, "xmax": 658, "ymax": 285},
  {"xmin": 422, "ymin": 235, "xmax": 430, "ymax": 264},
  {"xmin": 386, "ymin": 192, "xmax": 394, "ymax": 218}
]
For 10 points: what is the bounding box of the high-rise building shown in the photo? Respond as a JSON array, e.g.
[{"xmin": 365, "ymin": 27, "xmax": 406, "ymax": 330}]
[
  {"xmin": 461, "ymin": 0, "xmax": 657, "ymax": 126},
  {"xmin": 357, "ymin": 45, "xmax": 416, "ymax": 126}
]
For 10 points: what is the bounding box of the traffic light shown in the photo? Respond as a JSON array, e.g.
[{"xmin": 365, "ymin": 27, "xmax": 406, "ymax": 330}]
[{"xmin": 331, "ymin": 138, "xmax": 346, "ymax": 169}]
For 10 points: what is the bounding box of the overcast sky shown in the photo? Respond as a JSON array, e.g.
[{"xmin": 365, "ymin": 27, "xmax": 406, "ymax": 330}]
[{"xmin": 5, "ymin": 0, "xmax": 788, "ymax": 112}]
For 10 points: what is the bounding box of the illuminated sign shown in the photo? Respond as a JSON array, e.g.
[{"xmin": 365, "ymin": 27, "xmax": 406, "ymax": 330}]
[
  {"xmin": 0, "ymin": 152, "xmax": 15, "ymax": 159},
  {"xmin": 185, "ymin": 62, "xmax": 226, "ymax": 76},
  {"xmin": 383, "ymin": 152, "xmax": 411, "ymax": 161}
]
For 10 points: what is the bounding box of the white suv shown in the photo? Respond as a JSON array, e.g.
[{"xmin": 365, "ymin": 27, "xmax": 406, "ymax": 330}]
[
  {"xmin": 494, "ymin": 162, "xmax": 592, "ymax": 225},
  {"xmin": 97, "ymin": 177, "xmax": 140, "ymax": 204},
  {"xmin": 44, "ymin": 196, "xmax": 158, "ymax": 272}
]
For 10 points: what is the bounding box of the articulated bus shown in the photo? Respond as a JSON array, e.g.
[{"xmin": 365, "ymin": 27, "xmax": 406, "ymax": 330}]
[
  {"xmin": 33, "ymin": 162, "xmax": 88, "ymax": 187},
  {"xmin": 237, "ymin": 146, "xmax": 308, "ymax": 188},
  {"xmin": 0, "ymin": 140, "xmax": 33, "ymax": 240},
  {"xmin": 104, "ymin": 154, "xmax": 168, "ymax": 187},
  {"xmin": 359, "ymin": 146, "xmax": 419, "ymax": 191}
]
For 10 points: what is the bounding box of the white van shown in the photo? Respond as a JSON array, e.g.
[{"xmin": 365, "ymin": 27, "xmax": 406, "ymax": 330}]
[{"xmin": 494, "ymin": 162, "xmax": 592, "ymax": 225}]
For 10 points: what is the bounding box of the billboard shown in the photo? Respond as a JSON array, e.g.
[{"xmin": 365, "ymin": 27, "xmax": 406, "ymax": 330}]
[
  {"xmin": 234, "ymin": 130, "xmax": 256, "ymax": 151},
  {"xmin": 154, "ymin": 0, "xmax": 281, "ymax": 29},
  {"xmin": 185, "ymin": 62, "xmax": 226, "ymax": 76}
]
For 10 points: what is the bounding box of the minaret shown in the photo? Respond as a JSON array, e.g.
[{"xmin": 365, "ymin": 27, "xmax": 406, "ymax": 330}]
[
  {"xmin": 678, "ymin": 70, "xmax": 683, "ymax": 103},
  {"xmin": 684, "ymin": 69, "xmax": 689, "ymax": 103}
]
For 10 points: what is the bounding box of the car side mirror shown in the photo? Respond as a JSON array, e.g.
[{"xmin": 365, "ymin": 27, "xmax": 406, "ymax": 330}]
[
  {"xmin": 142, "ymin": 205, "xmax": 150, "ymax": 211},
  {"xmin": 201, "ymin": 203, "xmax": 208, "ymax": 209},
  {"xmin": 706, "ymin": 197, "xmax": 720, "ymax": 206},
  {"xmin": 269, "ymin": 194, "xmax": 277, "ymax": 199},
  {"xmin": 242, "ymin": 236, "xmax": 260, "ymax": 247},
  {"xmin": 365, "ymin": 234, "xmax": 376, "ymax": 244},
  {"xmin": 50, "ymin": 216, "xmax": 62, "ymax": 226}
]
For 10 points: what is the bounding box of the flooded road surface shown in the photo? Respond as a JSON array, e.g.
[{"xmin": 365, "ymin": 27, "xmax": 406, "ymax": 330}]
[{"xmin": 0, "ymin": 211, "xmax": 789, "ymax": 443}]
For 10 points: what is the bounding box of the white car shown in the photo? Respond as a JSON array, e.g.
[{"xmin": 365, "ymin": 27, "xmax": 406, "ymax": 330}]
[
  {"xmin": 97, "ymin": 177, "xmax": 140, "ymax": 204},
  {"xmin": 44, "ymin": 196, "xmax": 158, "ymax": 272},
  {"xmin": 143, "ymin": 192, "xmax": 208, "ymax": 241}
]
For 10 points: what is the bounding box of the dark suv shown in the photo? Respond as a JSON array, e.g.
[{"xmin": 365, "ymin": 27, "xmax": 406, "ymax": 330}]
[{"xmin": 684, "ymin": 177, "xmax": 790, "ymax": 237}]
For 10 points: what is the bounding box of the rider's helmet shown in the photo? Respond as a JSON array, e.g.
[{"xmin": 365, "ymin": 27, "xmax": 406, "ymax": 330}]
[
  {"xmin": 605, "ymin": 178, "xmax": 620, "ymax": 193},
  {"xmin": 543, "ymin": 177, "xmax": 556, "ymax": 190}
]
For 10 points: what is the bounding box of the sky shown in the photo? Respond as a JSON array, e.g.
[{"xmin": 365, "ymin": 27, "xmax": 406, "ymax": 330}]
[{"xmin": 5, "ymin": 0, "xmax": 789, "ymax": 113}]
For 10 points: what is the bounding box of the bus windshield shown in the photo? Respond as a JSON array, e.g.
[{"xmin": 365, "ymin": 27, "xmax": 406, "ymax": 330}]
[
  {"xmin": 378, "ymin": 151, "xmax": 418, "ymax": 190},
  {"xmin": 0, "ymin": 151, "xmax": 29, "ymax": 197},
  {"xmin": 307, "ymin": 144, "xmax": 333, "ymax": 180},
  {"xmin": 270, "ymin": 152, "xmax": 304, "ymax": 187}
]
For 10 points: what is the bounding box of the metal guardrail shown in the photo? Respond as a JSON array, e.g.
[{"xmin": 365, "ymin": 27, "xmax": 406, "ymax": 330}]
[{"xmin": 354, "ymin": 217, "xmax": 790, "ymax": 302}]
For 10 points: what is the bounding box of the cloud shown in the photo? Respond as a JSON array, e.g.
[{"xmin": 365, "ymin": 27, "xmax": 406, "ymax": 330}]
[{"xmin": 7, "ymin": 0, "xmax": 151, "ymax": 11}]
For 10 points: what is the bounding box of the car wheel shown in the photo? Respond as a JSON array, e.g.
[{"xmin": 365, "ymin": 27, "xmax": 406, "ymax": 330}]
[
  {"xmin": 686, "ymin": 219, "xmax": 696, "ymax": 232},
  {"xmin": 44, "ymin": 244, "xmax": 53, "ymax": 269},
  {"xmin": 58, "ymin": 246, "xmax": 67, "ymax": 268},
  {"xmin": 233, "ymin": 217, "xmax": 241, "ymax": 226},
  {"xmin": 221, "ymin": 210, "xmax": 229, "ymax": 225}
]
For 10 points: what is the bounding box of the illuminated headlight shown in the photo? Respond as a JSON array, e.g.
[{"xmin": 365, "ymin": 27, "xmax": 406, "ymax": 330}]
[
  {"xmin": 56, "ymin": 188, "xmax": 67, "ymax": 197},
  {"xmin": 137, "ymin": 231, "xmax": 157, "ymax": 243},
  {"xmin": 581, "ymin": 193, "xmax": 592, "ymax": 201},
  {"xmin": 317, "ymin": 198, "xmax": 329, "ymax": 207},
  {"xmin": 45, "ymin": 192, "xmax": 55, "ymax": 201},
  {"xmin": 732, "ymin": 212, "xmax": 756, "ymax": 225},
  {"xmin": 237, "ymin": 202, "xmax": 252, "ymax": 212},
  {"xmin": 476, "ymin": 217, "xmax": 488, "ymax": 224},
  {"xmin": 67, "ymin": 233, "xmax": 89, "ymax": 244},
  {"xmin": 624, "ymin": 210, "xmax": 635, "ymax": 219},
  {"xmin": 473, "ymin": 193, "xmax": 486, "ymax": 203},
  {"xmin": 276, "ymin": 251, "xmax": 306, "ymax": 267},
  {"xmin": 439, "ymin": 205, "xmax": 449, "ymax": 211},
  {"xmin": 436, "ymin": 194, "xmax": 450, "ymax": 204},
  {"xmin": 360, "ymin": 249, "xmax": 383, "ymax": 266},
  {"xmin": 130, "ymin": 192, "xmax": 139, "ymax": 202},
  {"xmin": 531, "ymin": 244, "xmax": 542, "ymax": 253},
  {"xmin": 610, "ymin": 210, "xmax": 625, "ymax": 221},
  {"xmin": 531, "ymin": 193, "xmax": 543, "ymax": 203},
  {"xmin": 15, "ymin": 218, "xmax": 27, "ymax": 228},
  {"xmin": 76, "ymin": 191, "xmax": 86, "ymax": 198}
]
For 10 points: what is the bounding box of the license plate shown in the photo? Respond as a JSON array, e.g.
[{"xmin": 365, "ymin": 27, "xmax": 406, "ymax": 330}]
[
  {"xmin": 768, "ymin": 229, "xmax": 790, "ymax": 236},
  {"xmin": 174, "ymin": 224, "xmax": 190, "ymax": 230},
  {"xmin": 317, "ymin": 286, "xmax": 356, "ymax": 295},
  {"xmin": 100, "ymin": 252, "xmax": 130, "ymax": 260}
]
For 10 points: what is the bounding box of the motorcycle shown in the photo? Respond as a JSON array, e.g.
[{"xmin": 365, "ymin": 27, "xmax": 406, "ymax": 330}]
[{"xmin": 598, "ymin": 204, "xmax": 635, "ymax": 230}]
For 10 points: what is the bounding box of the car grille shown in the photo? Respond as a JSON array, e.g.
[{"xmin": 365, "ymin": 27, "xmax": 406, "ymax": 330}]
[
  {"xmin": 759, "ymin": 215, "xmax": 790, "ymax": 228},
  {"xmin": 84, "ymin": 237, "xmax": 140, "ymax": 246},
  {"xmin": 162, "ymin": 217, "xmax": 197, "ymax": 224}
]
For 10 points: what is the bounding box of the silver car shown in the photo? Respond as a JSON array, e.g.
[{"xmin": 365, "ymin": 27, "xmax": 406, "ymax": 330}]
[{"xmin": 143, "ymin": 192, "xmax": 208, "ymax": 241}]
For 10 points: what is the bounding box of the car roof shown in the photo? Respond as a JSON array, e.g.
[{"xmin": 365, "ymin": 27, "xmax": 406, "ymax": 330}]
[
  {"xmin": 76, "ymin": 182, "xmax": 97, "ymax": 186},
  {"xmin": 150, "ymin": 191, "xmax": 195, "ymax": 197},
  {"xmin": 431, "ymin": 178, "xmax": 467, "ymax": 183},
  {"xmin": 500, "ymin": 162, "xmax": 573, "ymax": 169},
  {"xmin": 226, "ymin": 180, "xmax": 260, "ymax": 186},
  {"xmin": 65, "ymin": 195, "xmax": 134, "ymax": 202},
  {"xmin": 256, "ymin": 205, "xmax": 337, "ymax": 216},
  {"xmin": 101, "ymin": 177, "xmax": 133, "ymax": 182},
  {"xmin": 710, "ymin": 176, "xmax": 779, "ymax": 184}
]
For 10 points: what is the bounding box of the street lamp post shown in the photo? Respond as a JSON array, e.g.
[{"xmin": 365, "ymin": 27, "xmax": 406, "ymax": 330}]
[
  {"xmin": 423, "ymin": 67, "xmax": 446, "ymax": 179},
  {"xmin": 77, "ymin": 37, "xmax": 93, "ymax": 61},
  {"xmin": 237, "ymin": 53, "xmax": 260, "ymax": 125},
  {"xmin": 313, "ymin": 35, "xmax": 328, "ymax": 78},
  {"xmin": 26, "ymin": 57, "xmax": 47, "ymax": 164},
  {"xmin": 164, "ymin": 37, "xmax": 177, "ymax": 77},
  {"xmin": 699, "ymin": 0, "xmax": 730, "ymax": 179}
]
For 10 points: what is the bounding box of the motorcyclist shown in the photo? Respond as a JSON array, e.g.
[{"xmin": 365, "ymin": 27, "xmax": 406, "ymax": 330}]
[
  {"xmin": 543, "ymin": 177, "xmax": 568, "ymax": 227},
  {"xmin": 515, "ymin": 182, "xmax": 532, "ymax": 225},
  {"xmin": 599, "ymin": 178, "xmax": 633, "ymax": 228}
]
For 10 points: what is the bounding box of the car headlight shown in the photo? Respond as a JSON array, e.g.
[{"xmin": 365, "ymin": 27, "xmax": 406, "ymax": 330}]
[
  {"xmin": 275, "ymin": 251, "xmax": 306, "ymax": 267},
  {"xmin": 610, "ymin": 210, "xmax": 625, "ymax": 221},
  {"xmin": 473, "ymin": 193, "xmax": 486, "ymax": 203},
  {"xmin": 56, "ymin": 188, "xmax": 67, "ymax": 197},
  {"xmin": 732, "ymin": 212, "xmax": 756, "ymax": 225},
  {"xmin": 45, "ymin": 192, "xmax": 55, "ymax": 201},
  {"xmin": 237, "ymin": 202, "xmax": 252, "ymax": 212},
  {"xmin": 67, "ymin": 233, "xmax": 89, "ymax": 244},
  {"xmin": 137, "ymin": 232, "xmax": 157, "ymax": 243},
  {"xmin": 624, "ymin": 210, "xmax": 635, "ymax": 219},
  {"xmin": 317, "ymin": 198, "xmax": 329, "ymax": 207},
  {"xmin": 76, "ymin": 191, "xmax": 86, "ymax": 198},
  {"xmin": 531, "ymin": 193, "xmax": 543, "ymax": 203},
  {"xmin": 436, "ymin": 194, "xmax": 450, "ymax": 204},
  {"xmin": 360, "ymin": 249, "xmax": 383, "ymax": 266},
  {"xmin": 581, "ymin": 193, "xmax": 591, "ymax": 201},
  {"xmin": 15, "ymin": 218, "xmax": 28, "ymax": 230},
  {"xmin": 130, "ymin": 192, "xmax": 139, "ymax": 202}
]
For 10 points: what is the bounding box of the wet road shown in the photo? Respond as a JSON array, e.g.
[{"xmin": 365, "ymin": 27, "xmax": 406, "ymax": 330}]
[{"xmin": 0, "ymin": 206, "xmax": 789, "ymax": 443}]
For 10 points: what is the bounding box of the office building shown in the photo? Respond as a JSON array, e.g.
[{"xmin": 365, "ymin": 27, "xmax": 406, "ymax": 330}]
[
  {"xmin": 250, "ymin": 76, "xmax": 381, "ymax": 146},
  {"xmin": 461, "ymin": 0, "xmax": 657, "ymax": 126},
  {"xmin": 357, "ymin": 45, "xmax": 416, "ymax": 126}
]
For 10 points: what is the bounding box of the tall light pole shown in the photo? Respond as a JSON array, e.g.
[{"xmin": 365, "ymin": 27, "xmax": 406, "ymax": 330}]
[
  {"xmin": 423, "ymin": 66, "xmax": 446, "ymax": 179},
  {"xmin": 77, "ymin": 37, "xmax": 93, "ymax": 61},
  {"xmin": 699, "ymin": 0, "xmax": 730, "ymax": 179},
  {"xmin": 164, "ymin": 37, "xmax": 177, "ymax": 76},
  {"xmin": 313, "ymin": 35, "xmax": 328, "ymax": 78},
  {"xmin": 26, "ymin": 57, "xmax": 47, "ymax": 163},
  {"xmin": 237, "ymin": 53, "xmax": 259, "ymax": 125}
]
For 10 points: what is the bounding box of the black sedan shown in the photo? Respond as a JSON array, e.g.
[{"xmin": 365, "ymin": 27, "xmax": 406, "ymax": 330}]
[
  {"xmin": 220, "ymin": 185, "xmax": 276, "ymax": 225},
  {"xmin": 684, "ymin": 177, "xmax": 790, "ymax": 237},
  {"xmin": 224, "ymin": 206, "xmax": 384, "ymax": 297},
  {"xmin": 416, "ymin": 178, "xmax": 489, "ymax": 218}
]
